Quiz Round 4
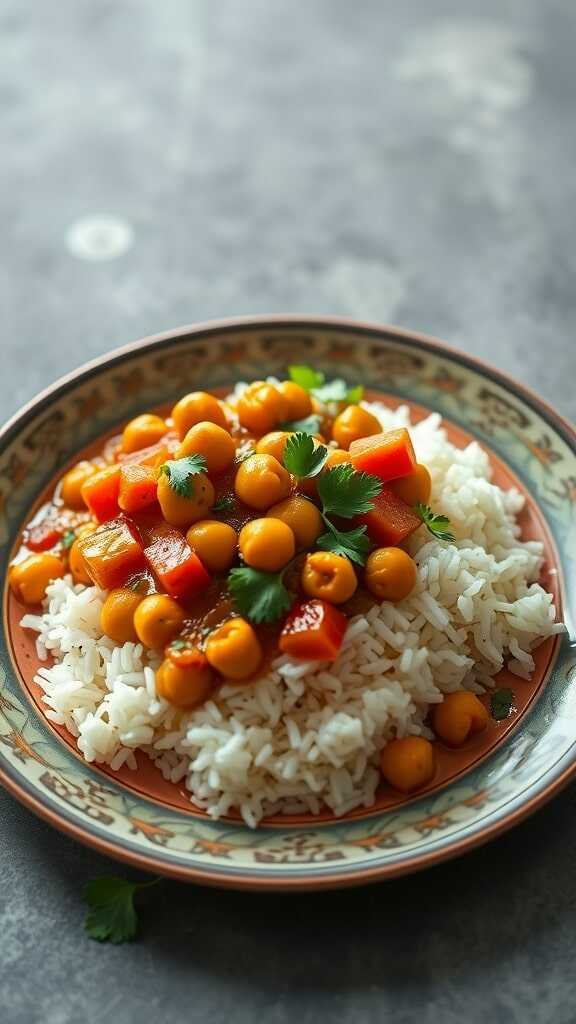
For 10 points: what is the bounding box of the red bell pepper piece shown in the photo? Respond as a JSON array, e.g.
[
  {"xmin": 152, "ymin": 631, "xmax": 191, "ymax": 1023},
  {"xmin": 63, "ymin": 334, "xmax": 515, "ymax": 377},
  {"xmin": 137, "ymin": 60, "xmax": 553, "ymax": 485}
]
[
  {"xmin": 350, "ymin": 427, "xmax": 416, "ymax": 483},
  {"xmin": 81, "ymin": 465, "xmax": 121, "ymax": 523},
  {"xmin": 26, "ymin": 521, "xmax": 62, "ymax": 552},
  {"xmin": 279, "ymin": 599, "xmax": 348, "ymax": 661},
  {"xmin": 354, "ymin": 488, "xmax": 421, "ymax": 547},
  {"xmin": 144, "ymin": 527, "xmax": 210, "ymax": 600},
  {"xmin": 76, "ymin": 515, "xmax": 145, "ymax": 589},
  {"xmin": 118, "ymin": 464, "xmax": 159, "ymax": 513}
]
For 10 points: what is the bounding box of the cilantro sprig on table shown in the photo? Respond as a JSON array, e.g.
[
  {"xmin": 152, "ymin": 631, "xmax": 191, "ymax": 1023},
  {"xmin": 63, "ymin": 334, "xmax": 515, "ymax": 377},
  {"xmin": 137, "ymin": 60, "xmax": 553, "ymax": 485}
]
[
  {"xmin": 84, "ymin": 876, "xmax": 160, "ymax": 944},
  {"xmin": 160, "ymin": 454, "xmax": 206, "ymax": 498},
  {"xmin": 288, "ymin": 365, "xmax": 364, "ymax": 405}
]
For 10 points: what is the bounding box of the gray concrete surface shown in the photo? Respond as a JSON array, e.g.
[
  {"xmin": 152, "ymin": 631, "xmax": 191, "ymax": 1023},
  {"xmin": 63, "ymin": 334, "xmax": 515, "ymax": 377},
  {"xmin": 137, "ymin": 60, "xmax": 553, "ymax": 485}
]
[{"xmin": 2, "ymin": 1, "xmax": 576, "ymax": 1021}]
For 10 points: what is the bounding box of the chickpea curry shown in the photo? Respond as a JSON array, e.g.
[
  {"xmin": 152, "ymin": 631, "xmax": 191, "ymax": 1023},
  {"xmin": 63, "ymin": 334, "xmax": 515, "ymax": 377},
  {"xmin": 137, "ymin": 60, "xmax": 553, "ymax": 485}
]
[{"xmin": 9, "ymin": 366, "xmax": 497, "ymax": 798}]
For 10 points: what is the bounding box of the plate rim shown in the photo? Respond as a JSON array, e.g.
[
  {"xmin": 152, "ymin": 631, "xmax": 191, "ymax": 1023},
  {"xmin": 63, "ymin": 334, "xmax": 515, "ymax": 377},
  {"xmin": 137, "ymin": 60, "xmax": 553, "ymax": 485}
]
[{"xmin": 1, "ymin": 314, "xmax": 574, "ymax": 889}]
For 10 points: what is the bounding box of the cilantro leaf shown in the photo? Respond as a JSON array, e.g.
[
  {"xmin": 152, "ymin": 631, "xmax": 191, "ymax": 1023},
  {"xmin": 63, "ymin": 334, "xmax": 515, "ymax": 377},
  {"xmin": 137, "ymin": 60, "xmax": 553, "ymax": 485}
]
[
  {"xmin": 312, "ymin": 380, "xmax": 365, "ymax": 404},
  {"xmin": 317, "ymin": 464, "xmax": 382, "ymax": 519},
  {"xmin": 280, "ymin": 414, "xmax": 323, "ymax": 436},
  {"xmin": 84, "ymin": 876, "xmax": 159, "ymax": 944},
  {"xmin": 211, "ymin": 495, "xmax": 235, "ymax": 514},
  {"xmin": 160, "ymin": 454, "xmax": 206, "ymax": 498},
  {"xmin": 228, "ymin": 567, "xmax": 292, "ymax": 624},
  {"xmin": 490, "ymin": 688, "xmax": 515, "ymax": 721},
  {"xmin": 288, "ymin": 365, "xmax": 325, "ymax": 391},
  {"xmin": 288, "ymin": 365, "xmax": 363, "ymax": 405},
  {"xmin": 317, "ymin": 524, "xmax": 372, "ymax": 566},
  {"xmin": 283, "ymin": 432, "xmax": 328, "ymax": 479},
  {"xmin": 346, "ymin": 384, "xmax": 364, "ymax": 404},
  {"xmin": 61, "ymin": 529, "xmax": 76, "ymax": 549},
  {"xmin": 311, "ymin": 379, "xmax": 348, "ymax": 402},
  {"xmin": 415, "ymin": 503, "xmax": 455, "ymax": 543}
]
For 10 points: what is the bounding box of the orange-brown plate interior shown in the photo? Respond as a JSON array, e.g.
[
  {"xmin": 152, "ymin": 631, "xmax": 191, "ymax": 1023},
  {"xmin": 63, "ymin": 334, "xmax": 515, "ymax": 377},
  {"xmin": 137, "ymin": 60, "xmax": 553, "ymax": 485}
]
[{"xmin": 5, "ymin": 392, "xmax": 562, "ymax": 826}]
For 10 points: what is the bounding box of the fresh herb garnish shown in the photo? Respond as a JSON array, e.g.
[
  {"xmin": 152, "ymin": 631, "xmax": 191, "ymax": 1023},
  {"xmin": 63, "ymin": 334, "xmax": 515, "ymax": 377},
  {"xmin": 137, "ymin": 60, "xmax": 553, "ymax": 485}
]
[
  {"xmin": 84, "ymin": 876, "xmax": 160, "ymax": 944},
  {"xmin": 317, "ymin": 464, "xmax": 382, "ymax": 518},
  {"xmin": 490, "ymin": 688, "xmax": 515, "ymax": 721},
  {"xmin": 317, "ymin": 523, "xmax": 372, "ymax": 566},
  {"xmin": 228, "ymin": 566, "xmax": 292, "ymax": 624},
  {"xmin": 414, "ymin": 503, "xmax": 455, "ymax": 543},
  {"xmin": 313, "ymin": 464, "xmax": 382, "ymax": 566},
  {"xmin": 280, "ymin": 414, "xmax": 323, "ymax": 436},
  {"xmin": 160, "ymin": 454, "xmax": 206, "ymax": 498},
  {"xmin": 282, "ymin": 432, "xmax": 328, "ymax": 479},
  {"xmin": 288, "ymin": 365, "xmax": 325, "ymax": 391},
  {"xmin": 211, "ymin": 495, "xmax": 235, "ymax": 514},
  {"xmin": 61, "ymin": 529, "xmax": 76, "ymax": 549},
  {"xmin": 288, "ymin": 365, "xmax": 364, "ymax": 405}
]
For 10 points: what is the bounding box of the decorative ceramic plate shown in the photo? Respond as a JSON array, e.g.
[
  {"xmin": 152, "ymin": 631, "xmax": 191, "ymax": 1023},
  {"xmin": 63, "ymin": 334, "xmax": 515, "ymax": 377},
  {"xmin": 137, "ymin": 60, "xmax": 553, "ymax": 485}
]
[{"xmin": 1, "ymin": 317, "xmax": 575, "ymax": 889}]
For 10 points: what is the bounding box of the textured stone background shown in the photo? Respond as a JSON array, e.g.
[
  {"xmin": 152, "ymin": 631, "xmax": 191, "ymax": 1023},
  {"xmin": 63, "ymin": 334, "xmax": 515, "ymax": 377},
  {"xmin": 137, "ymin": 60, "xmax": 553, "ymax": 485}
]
[{"xmin": 2, "ymin": 2, "xmax": 576, "ymax": 1021}]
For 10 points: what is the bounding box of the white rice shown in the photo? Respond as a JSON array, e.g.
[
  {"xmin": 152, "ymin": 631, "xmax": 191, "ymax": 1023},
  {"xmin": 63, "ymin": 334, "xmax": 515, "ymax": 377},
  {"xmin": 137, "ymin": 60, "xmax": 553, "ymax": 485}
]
[{"xmin": 21, "ymin": 403, "xmax": 564, "ymax": 826}]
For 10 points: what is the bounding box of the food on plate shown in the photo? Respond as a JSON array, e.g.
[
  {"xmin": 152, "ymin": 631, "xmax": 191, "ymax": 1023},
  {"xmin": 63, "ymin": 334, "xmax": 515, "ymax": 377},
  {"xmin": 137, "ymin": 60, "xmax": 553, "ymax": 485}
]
[{"xmin": 11, "ymin": 367, "xmax": 564, "ymax": 827}]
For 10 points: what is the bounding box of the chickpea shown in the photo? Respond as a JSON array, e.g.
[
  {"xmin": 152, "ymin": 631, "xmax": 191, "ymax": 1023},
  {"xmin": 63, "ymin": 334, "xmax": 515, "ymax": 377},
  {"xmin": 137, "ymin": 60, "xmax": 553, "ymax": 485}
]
[
  {"xmin": 156, "ymin": 654, "xmax": 213, "ymax": 708},
  {"xmin": 100, "ymin": 588, "xmax": 143, "ymax": 644},
  {"xmin": 364, "ymin": 547, "xmax": 417, "ymax": 602},
  {"xmin": 122, "ymin": 414, "xmax": 168, "ymax": 454},
  {"xmin": 302, "ymin": 551, "xmax": 357, "ymax": 604},
  {"xmin": 186, "ymin": 520, "xmax": 237, "ymax": 572},
  {"xmin": 172, "ymin": 391, "xmax": 228, "ymax": 440},
  {"xmin": 60, "ymin": 461, "xmax": 97, "ymax": 509},
  {"xmin": 332, "ymin": 405, "xmax": 381, "ymax": 450},
  {"xmin": 68, "ymin": 523, "xmax": 98, "ymax": 584},
  {"xmin": 239, "ymin": 518, "xmax": 295, "ymax": 571},
  {"xmin": 9, "ymin": 553, "xmax": 65, "ymax": 605},
  {"xmin": 267, "ymin": 496, "xmax": 323, "ymax": 550},
  {"xmin": 234, "ymin": 454, "xmax": 291, "ymax": 511},
  {"xmin": 157, "ymin": 470, "xmax": 215, "ymax": 528},
  {"xmin": 277, "ymin": 380, "xmax": 313, "ymax": 421},
  {"xmin": 380, "ymin": 737, "xmax": 436, "ymax": 793},
  {"xmin": 236, "ymin": 382, "xmax": 288, "ymax": 436},
  {"xmin": 390, "ymin": 464, "xmax": 432, "ymax": 507},
  {"xmin": 256, "ymin": 430, "xmax": 294, "ymax": 465},
  {"xmin": 133, "ymin": 594, "xmax": 186, "ymax": 649},
  {"xmin": 205, "ymin": 617, "xmax": 263, "ymax": 681},
  {"xmin": 324, "ymin": 448, "xmax": 352, "ymax": 470},
  {"xmin": 176, "ymin": 421, "xmax": 236, "ymax": 474},
  {"xmin": 432, "ymin": 692, "xmax": 489, "ymax": 748}
]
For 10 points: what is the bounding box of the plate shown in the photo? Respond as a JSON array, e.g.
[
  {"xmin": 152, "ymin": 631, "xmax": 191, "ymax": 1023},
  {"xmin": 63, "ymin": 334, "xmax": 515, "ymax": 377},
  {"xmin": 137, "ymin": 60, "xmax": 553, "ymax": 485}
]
[{"xmin": 1, "ymin": 316, "xmax": 575, "ymax": 889}]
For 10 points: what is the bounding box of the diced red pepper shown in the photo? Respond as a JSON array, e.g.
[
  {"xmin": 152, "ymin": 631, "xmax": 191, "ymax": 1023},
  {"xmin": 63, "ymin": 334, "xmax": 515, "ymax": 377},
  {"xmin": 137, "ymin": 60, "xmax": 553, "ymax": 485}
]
[
  {"xmin": 118, "ymin": 464, "xmax": 159, "ymax": 513},
  {"xmin": 144, "ymin": 526, "xmax": 210, "ymax": 600},
  {"xmin": 279, "ymin": 599, "xmax": 348, "ymax": 661},
  {"xmin": 26, "ymin": 521, "xmax": 62, "ymax": 552},
  {"xmin": 350, "ymin": 427, "xmax": 416, "ymax": 483},
  {"xmin": 81, "ymin": 465, "xmax": 121, "ymax": 523},
  {"xmin": 354, "ymin": 488, "xmax": 422, "ymax": 547},
  {"xmin": 77, "ymin": 515, "xmax": 145, "ymax": 589}
]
